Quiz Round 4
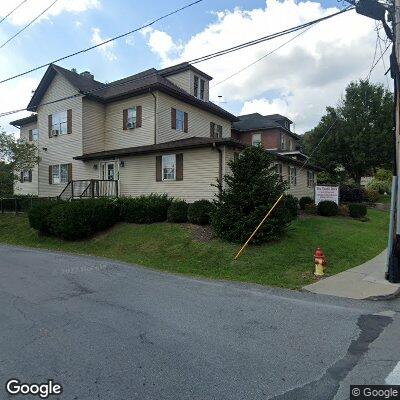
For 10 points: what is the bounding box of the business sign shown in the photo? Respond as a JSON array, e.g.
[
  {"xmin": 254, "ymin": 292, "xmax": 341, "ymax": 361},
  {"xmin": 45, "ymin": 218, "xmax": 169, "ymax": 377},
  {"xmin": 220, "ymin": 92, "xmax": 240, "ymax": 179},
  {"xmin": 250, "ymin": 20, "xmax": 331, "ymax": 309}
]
[{"xmin": 315, "ymin": 185, "xmax": 339, "ymax": 205}]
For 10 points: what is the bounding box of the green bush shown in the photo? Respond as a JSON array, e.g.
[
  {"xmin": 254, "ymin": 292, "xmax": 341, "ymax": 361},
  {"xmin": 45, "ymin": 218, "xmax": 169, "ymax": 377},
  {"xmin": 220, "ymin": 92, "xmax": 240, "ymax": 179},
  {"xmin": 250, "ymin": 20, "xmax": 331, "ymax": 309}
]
[
  {"xmin": 348, "ymin": 203, "xmax": 367, "ymax": 218},
  {"xmin": 28, "ymin": 200, "xmax": 62, "ymax": 235},
  {"xmin": 48, "ymin": 198, "xmax": 119, "ymax": 240},
  {"xmin": 304, "ymin": 203, "xmax": 317, "ymax": 214},
  {"xmin": 118, "ymin": 194, "xmax": 172, "ymax": 224},
  {"xmin": 282, "ymin": 194, "xmax": 298, "ymax": 219},
  {"xmin": 364, "ymin": 188, "xmax": 379, "ymax": 203},
  {"xmin": 299, "ymin": 196, "xmax": 314, "ymax": 210},
  {"xmin": 317, "ymin": 201, "xmax": 338, "ymax": 217},
  {"xmin": 167, "ymin": 200, "xmax": 188, "ymax": 223},
  {"xmin": 210, "ymin": 146, "xmax": 293, "ymax": 243},
  {"xmin": 187, "ymin": 200, "xmax": 213, "ymax": 225}
]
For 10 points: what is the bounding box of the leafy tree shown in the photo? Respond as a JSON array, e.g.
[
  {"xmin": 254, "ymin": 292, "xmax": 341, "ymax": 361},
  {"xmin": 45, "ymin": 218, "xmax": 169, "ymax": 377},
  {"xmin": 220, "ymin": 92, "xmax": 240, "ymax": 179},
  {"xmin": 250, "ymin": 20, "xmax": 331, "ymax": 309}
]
[
  {"xmin": 303, "ymin": 80, "xmax": 393, "ymax": 184},
  {"xmin": 0, "ymin": 162, "xmax": 13, "ymax": 196},
  {"xmin": 0, "ymin": 130, "xmax": 39, "ymax": 183},
  {"xmin": 210, "ymin": 146, "xmax": 295, "ymax": 244}
]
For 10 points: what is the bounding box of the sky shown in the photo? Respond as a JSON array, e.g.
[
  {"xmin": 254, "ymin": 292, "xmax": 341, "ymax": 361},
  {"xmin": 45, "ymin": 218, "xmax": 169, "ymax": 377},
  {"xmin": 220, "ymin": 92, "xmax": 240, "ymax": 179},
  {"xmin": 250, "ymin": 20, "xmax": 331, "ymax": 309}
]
[{"xmin": 0, "ymin": 0, "xmax": 392, "ymax": 135}]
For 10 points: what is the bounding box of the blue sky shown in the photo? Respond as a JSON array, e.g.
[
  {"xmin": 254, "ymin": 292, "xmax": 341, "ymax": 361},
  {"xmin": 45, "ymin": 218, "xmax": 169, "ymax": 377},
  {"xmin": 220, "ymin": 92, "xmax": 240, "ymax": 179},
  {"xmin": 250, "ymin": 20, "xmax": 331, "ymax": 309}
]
[{"xmin": 0, "ymin": 0, "xmax": 388, "ymax": 133}]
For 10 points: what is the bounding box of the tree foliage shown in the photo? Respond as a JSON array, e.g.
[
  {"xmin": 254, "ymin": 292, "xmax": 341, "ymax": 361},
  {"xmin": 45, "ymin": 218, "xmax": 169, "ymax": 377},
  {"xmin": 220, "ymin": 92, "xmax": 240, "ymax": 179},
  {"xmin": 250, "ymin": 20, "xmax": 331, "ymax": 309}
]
[
  {"xmin": 210, "ymin": 146, "xmax": 295, "ymax": 244},
  {"xmin": 0, "ymin": 130, "xmax": 39, "ymax": 181},
  {"xmin": 303, "ymin": 80, "xmax": 393, "ymax": 184}
]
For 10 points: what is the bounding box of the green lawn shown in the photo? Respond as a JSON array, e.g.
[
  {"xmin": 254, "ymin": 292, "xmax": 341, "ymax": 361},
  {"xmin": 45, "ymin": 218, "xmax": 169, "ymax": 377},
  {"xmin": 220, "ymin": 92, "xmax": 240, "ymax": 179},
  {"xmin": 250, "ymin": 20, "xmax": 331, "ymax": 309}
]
[{"xmin": 0, "ymin": 209, "xmax": 389, "ymax": 289}]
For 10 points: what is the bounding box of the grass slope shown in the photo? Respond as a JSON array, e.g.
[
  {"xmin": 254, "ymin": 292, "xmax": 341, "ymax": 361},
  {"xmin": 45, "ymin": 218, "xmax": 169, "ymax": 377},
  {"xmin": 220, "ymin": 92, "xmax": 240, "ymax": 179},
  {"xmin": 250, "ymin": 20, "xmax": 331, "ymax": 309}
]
[{"xmin": 0, "ymin": 209, "xmax": 388, "ymax": 289}]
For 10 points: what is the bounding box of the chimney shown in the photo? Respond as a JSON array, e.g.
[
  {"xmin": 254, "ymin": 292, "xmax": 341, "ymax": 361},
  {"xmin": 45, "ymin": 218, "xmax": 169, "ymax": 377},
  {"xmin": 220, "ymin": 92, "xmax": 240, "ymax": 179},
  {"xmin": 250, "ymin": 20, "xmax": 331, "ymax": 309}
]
[{"xmin": 80, "ymin": 71, "xmax": 94, "ymax": 80}]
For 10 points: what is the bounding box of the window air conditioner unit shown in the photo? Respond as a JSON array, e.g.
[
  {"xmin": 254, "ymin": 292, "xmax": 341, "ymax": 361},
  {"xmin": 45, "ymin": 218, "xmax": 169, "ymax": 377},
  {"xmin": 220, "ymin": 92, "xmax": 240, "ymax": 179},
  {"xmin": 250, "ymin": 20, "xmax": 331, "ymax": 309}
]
[
  {"xmin": 127, "ymin": 122, "xmax": 135, "ymax": 129},
  {"xmin": 52, "ymin": 129, "xmax": 59, "ymax": 136}
]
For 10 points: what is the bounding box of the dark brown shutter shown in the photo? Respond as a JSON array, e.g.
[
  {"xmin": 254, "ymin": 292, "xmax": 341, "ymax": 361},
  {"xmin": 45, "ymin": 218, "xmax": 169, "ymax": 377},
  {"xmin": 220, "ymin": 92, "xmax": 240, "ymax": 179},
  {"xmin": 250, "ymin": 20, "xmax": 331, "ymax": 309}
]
[
  {"xmin": 28, "ymin": 129, "xmax": 33, "ymax": 141},
  {"xmin": 210, "ymin": 122, "xmax": 215, "ymax": 138},
  {"xmin": 156, "ymin": 156, "xmax": 162, "ymax": 181},
  {"xmin": 184, "ymin": 112, "xmax": 188, "ymax": 133},
  {"xmin": 67, "ymin": 163, "xmax": 72, "ymax": 181},
  {"xmin": 123, "ymin": 109, "xmax": 128, "ymax": 130},
  {"xmin": 49, "ymin": 165, "xmax": 53, "ymax": 184},
  {"xmin": 136, "ymin": 106, "xmax": 142, "ymax": 128},
  {"xmin": 67, "ymin": 109, "xmax": 72, "ymax": 134},
  {"xmin": 20, "ymin": 171, "xmax": 24, "ymax": 183},
  {"xmin": 28, "ymin": 170, "xmax": 32, "ymax": 182},
  {"xmin": 176, "ymin": 153, "xmax": 183, "ymax": 181},
  {"xmin": 48, "ymin": 115, "xmax": 52, "ymax": 138},
  {"xmin": 171, "ymin": 108, "xmax": 176, "ymax": 129}
]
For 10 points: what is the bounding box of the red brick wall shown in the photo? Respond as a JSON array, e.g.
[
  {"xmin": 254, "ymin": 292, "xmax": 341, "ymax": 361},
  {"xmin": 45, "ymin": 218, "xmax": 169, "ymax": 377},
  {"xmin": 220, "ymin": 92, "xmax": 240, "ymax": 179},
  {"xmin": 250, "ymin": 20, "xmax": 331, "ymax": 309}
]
[{"xmin": 231, "ymin": 129, "xmax": 281, "ymax": 149}]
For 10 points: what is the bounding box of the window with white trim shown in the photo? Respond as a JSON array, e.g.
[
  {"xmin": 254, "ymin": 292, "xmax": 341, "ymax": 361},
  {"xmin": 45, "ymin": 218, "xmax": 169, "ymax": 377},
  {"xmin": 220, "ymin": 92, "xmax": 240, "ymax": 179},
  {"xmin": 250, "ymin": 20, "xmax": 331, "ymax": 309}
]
[
  {"xmin": 252, "ymin": 133, "xmax": 262, "ymax": 147},
  {"xmin": 162, "ymin": 154, "xmax": 176, "ymax": 181},
  {"xmin": 22, "ymin": 170, "xmax": 30, "ymax": 182},
  {"xmin": 194, "ymin": 75, "xmax": 205, "ymax": 100},
  {"xmin": 200, "ymin": 79, "xmax": 205, "ymax": 100},
  {"xmin": 288, "ymin": 166, "xmax": 297, "ymax": 186},
  {"xmin": 281, "ymin": 134, "xmax": 285, "ymax": 150},
  {"xmin": 52, "ymin": 164, "xmax": 69, "ymax": 184},
  {"xmin": 194, "ymin": 76, "xmax": 199, "ymax": 98},
  {"xmin": 210, "ymin": 122, "xmax": 223, "ymax": 138},
  {"xmin": 52, "ymin": 111, "xmax": 68, "ymax": 135},
  {"xmin": 32, "ymin": 128, "xmax": 39, "ymax": 141},
  {"xmin": 307, "ymin": 170, "xmax": 315, "ymax": 187},
  {"xmin": 127, "ymin": 107, "xmax": 137, "ymax": 129},
  {"xmin": 176, "ymin": 109, "xmax": 185, "ymax": 132},
  {"xmin": 275, "ymin": 163, "xmax": 283, "ymax": 181}
]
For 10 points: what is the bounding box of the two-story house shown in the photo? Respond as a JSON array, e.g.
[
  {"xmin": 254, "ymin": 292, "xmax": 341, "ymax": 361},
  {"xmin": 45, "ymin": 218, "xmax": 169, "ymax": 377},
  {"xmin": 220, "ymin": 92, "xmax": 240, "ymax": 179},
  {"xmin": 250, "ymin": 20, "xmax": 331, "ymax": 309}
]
[
  {"xmin": 11, "ymin": 62, "xmax": 319, "ymax": 201},
  {"xmin": 232, "ymin": 113, "xmax": 319, "ymax": 198}
]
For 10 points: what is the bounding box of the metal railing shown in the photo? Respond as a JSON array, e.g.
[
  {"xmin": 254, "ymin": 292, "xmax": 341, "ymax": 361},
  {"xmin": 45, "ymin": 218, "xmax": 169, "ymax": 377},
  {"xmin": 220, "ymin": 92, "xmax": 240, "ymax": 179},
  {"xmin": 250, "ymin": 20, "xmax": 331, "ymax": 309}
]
[{"xmin": 59, "ymin": 179, "xmax": 118, "ymax": 200}]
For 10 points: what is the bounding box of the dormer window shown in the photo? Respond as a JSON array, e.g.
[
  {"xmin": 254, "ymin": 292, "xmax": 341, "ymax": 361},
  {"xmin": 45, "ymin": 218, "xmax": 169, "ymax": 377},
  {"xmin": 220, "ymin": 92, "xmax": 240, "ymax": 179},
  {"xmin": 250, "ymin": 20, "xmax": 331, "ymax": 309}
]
[{"xmin": 194, "ymin": 75, "xmax": 205, "ymax": 100}]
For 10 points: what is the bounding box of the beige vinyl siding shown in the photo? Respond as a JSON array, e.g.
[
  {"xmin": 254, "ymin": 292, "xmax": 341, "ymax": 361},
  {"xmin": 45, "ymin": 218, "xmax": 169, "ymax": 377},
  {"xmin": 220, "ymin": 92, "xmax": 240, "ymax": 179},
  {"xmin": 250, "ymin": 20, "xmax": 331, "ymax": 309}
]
[
  {"xmin": 280, "ymin": 163, "xmax": 315, "ymax": 199},
  {"xmin": 118, "ymin": 147, "xmax": 220, "ymax": 202},
  {"xmin": 156, "ymin": 92, "xmax": 231, "ymax": 143},
  {"xmin": 104, "ymin": 93, "xmax": 155, "ymax": 151},
  {"xmin": 36, "ymin": 74, "xmax": 94, "ymax": 197},
  {"xmin": 14, "ymin": 121, "xmax": 38, "ymax": 195},
  {"xmin": 82, "ymin": 98, "xmax": 105, "ymax": 154},
  {"xmin": 165, "ymin": 70, "xmax": 191, "ymax": 94}
]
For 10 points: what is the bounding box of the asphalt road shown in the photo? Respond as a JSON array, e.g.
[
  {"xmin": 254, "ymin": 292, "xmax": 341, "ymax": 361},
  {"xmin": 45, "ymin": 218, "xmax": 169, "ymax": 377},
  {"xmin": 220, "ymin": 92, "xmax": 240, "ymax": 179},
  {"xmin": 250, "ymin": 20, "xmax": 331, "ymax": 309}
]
[{"xmin": 0, "ymin": 244, "xmax": 400, "ymax": 400}]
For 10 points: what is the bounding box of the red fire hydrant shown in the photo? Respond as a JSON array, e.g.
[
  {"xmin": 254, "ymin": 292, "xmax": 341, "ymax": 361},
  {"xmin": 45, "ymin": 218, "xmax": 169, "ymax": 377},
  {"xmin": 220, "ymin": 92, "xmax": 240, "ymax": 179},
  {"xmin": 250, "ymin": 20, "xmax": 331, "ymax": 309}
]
[{"xmin": 314, "ymin": 247, "xmax": 326, "ymax": 276}]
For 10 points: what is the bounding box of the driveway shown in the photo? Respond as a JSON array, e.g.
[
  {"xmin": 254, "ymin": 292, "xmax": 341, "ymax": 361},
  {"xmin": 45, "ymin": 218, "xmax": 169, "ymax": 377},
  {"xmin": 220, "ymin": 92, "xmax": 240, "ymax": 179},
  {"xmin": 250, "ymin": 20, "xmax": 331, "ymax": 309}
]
[{"xmin": 0, "ymin": 244, "xmax": 399, "ymax": 399}]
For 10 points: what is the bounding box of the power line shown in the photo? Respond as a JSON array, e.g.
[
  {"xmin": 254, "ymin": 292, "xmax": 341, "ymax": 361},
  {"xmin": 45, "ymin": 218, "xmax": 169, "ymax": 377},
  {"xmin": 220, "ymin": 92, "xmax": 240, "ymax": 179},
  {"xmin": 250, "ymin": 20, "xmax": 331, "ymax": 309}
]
[
  {"xmin": 0, "ymin": 0, "xmax": 203, "ymax": 84},
  {"xmin": 0, "ymin": 0, "xmax": 29, "ymax": 26},
  {"xmin": 0, "ymin": 0, "xmax": 59, "ymax": 50},
  {"xmin": 0, "ymin": 6, "xmax": 355, "ymax": 119},
  {"xmin": 190, "ymin": 7, "xmax": 354, "ymax": 65}
]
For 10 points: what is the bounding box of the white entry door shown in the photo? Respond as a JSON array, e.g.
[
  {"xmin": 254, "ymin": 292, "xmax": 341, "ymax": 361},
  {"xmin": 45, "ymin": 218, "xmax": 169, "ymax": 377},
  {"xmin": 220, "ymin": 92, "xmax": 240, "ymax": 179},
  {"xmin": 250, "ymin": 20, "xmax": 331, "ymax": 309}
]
[{"xmin": 101, "ymin": 161, "xmax": 117, "ymax": 181}]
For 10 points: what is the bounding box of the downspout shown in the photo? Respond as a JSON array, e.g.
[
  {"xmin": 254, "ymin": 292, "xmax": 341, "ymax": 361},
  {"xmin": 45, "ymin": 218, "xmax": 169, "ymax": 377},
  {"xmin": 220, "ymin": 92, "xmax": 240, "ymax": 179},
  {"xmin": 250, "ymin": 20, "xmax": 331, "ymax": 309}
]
[
  {"xmin": 213, "ymin": 143, "xmax": 223, "ymax": 195},
  {"xmin": 151, "ymin": 91, "xmax": 157, "ymax": 144}
]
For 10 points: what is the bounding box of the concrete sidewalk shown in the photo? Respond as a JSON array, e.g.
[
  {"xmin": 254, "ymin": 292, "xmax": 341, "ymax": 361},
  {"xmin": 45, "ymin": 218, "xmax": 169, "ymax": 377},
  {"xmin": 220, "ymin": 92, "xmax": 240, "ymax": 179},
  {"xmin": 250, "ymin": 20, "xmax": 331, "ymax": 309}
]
[{"xmin": 303, "ymin": 250, "xmax": 400, "ymax": 300}]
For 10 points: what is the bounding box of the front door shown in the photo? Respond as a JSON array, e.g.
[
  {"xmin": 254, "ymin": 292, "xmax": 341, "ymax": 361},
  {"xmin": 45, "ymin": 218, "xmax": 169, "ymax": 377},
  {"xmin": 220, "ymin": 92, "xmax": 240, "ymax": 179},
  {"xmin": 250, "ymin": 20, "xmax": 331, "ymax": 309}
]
[{"xmin": 101, "ymin": 162, "xmax": 116, "ymax": 181}]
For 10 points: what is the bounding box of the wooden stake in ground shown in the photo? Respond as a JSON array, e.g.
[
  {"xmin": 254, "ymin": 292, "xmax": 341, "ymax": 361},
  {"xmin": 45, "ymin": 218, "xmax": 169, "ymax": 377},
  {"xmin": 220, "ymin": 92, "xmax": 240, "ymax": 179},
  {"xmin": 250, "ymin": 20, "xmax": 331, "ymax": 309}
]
[{"xmin": 233, "ymin": 194, "xmax": 284, "ymax": 261}]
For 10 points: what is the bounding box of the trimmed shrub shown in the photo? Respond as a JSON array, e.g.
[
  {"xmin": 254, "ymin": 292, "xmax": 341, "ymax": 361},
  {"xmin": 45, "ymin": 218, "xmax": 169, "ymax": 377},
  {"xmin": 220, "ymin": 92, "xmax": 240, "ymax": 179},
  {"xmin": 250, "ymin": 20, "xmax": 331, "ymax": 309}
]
[
  {"xmin": 187, "ymin": 200, "xmax": 213, "ymax": 225},
  {"xmin": 304, "ymin": 203, "xmax": 317, "ymax": 214},
  {"xmin": 28, "ymin": 200, "xmax": 62, "ymax": 235},
  {"xmin": 118, "ymin": 194, "xmax": 172, "ymax": 224},
  {"xmin": 299, "ymin": 196, "xmax": 314, "ymax": 210},
  {"xmin": 349, "ymin": 203, "xmax": 367, "ymax": 218},
  {"xmin": 317, "ymin": 200, "xmax": 338, "ymax": 217},
  {"xmin": 167, "ymin": 200, "xmax": 188, "ymax": 223},
  {"xmin": 282, "ymin": 194, "xmax": 298, "ymax": 219},
  {"xmin": 364, "ymin": 188, "xmax": 380, "ymax": 203},
  {"xmin": 340, "ymin": 185, "xmax": 364, "ymax": 203},
  {"xmin": 338, "ymin": 204, "xmax": 349, "ymax": 217},
  {"xmin": 48, "ymin": 198, "xmax": 119, "ymax": 240}
]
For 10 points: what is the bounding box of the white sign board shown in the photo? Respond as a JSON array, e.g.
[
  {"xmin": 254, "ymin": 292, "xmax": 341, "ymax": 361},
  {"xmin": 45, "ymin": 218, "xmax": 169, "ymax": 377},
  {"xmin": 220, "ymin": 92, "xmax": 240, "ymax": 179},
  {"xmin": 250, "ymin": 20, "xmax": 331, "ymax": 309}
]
[{"xmin": 315, "ymin": 186, "xmax": 339, "ymax": 205}]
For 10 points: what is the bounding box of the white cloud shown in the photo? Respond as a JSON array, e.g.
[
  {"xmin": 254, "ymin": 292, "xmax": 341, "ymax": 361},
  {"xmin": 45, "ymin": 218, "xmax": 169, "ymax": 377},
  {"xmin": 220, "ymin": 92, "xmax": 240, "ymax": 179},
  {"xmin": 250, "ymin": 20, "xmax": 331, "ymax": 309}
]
[
  {"xmin": 0, "ymin": 0, "xmax": 100, "ymax": 26},
  {"xmin": 142, "ymin": 0, "xmax": 391, "ymax": 133},
  {"xmin": 91, "ymin": 27, "xmax": 117, "ymax": 61},
  {"xmin": 141, "ymin": 27, "xmax": 181, "ymax": 64}
]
